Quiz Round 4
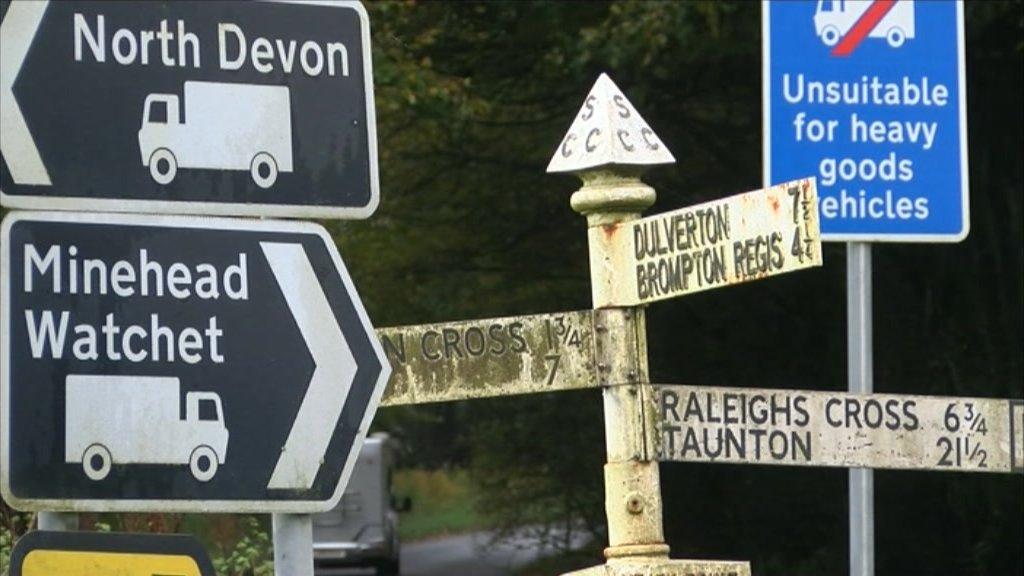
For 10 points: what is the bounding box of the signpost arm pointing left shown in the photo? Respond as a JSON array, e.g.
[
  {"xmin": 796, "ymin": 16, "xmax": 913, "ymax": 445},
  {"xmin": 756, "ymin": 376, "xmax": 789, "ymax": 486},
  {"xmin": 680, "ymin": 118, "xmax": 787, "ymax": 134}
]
[
  {"xmin": 0, "ymin": 0, "xmax": 51, "ymax": 186},
  {"xmin": 261, "ymin": 242, "xmax": 356, "ymax": 490}
]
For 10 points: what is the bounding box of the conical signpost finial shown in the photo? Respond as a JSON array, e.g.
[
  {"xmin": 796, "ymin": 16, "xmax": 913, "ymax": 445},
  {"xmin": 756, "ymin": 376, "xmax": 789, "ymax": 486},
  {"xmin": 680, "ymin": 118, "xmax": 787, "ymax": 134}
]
[{"xmin": 547, "ymin": 73, "xmax": 675, "ymax": 174}]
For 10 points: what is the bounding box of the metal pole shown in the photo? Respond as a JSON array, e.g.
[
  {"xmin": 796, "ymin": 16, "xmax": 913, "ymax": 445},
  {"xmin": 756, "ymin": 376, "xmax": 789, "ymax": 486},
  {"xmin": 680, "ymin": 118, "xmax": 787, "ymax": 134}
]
[
  {"xmin": 847, "ymin": 242, "xmax": 874, "ymax": 576},
  {"xmin": 37, "ymin": 511, "xmax": 78, "ymax": 531},
  {"xmin": 273, "ymin": 513, "xmax": 314, "ymax": 576}
]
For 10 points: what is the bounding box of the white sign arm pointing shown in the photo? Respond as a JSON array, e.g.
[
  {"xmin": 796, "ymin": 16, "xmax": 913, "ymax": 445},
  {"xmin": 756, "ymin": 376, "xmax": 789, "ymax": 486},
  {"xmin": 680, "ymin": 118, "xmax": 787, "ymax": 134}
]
[
  {"xmin": 0, "ymin": 0, "xmax": 51, "ymax": 186},
  {"xmin": 261, "ymin": 242, "xmax": 356, "ymax": 490}
]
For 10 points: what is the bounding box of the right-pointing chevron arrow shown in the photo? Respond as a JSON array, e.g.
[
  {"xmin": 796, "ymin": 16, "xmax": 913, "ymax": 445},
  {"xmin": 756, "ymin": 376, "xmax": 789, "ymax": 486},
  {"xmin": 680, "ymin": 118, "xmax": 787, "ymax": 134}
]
[{"xmin": 261, "ymin": 241, "xmax": 357, "ymax": 490}]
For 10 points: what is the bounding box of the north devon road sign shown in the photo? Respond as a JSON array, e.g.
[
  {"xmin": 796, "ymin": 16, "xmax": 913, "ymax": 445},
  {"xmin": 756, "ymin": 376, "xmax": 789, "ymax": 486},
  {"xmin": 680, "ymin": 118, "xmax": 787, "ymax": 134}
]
[
  {"xmin": 763, "ymin": 0, "xmax": 969, "ymax": 241},
  {"xmin": 0, "ymin": 212, "xmax": 390, "ymax": 512},
  {"xmin": 11, "ymin": 531, "xmax": 214, "ymax": 576},
  {"xmin": 588, "ymin": 178, "xmax": 822, "ymax": 307},
  {"xmin": 656, "ymin": 385, "xmax": 1023, "ymax": 474},
  {"xmin": 0, "ymin": 0, "xmax": 379, "ymax": 219}
]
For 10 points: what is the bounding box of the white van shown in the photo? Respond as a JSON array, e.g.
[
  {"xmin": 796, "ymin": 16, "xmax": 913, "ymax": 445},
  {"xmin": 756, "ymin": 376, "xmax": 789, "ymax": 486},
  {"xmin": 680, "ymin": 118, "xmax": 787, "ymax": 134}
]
[{"xmin": 313, "ymin": 434, "xmax": 408, "ymax": 576}]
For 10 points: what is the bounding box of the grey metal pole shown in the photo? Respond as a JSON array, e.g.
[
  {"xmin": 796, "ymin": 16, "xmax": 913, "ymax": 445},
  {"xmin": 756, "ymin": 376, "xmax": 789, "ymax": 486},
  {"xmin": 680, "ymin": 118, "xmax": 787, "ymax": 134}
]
[
  {"xmin": 273, "ymin": 513, "xmax": 314, "ymax": 576},
  {"xmin": 847, "ymin": 242, "xmax": 874, "ymax": 576},
  {"xmin": 37, "ymin": 511, "xmax": 78, "ymax": 531}
]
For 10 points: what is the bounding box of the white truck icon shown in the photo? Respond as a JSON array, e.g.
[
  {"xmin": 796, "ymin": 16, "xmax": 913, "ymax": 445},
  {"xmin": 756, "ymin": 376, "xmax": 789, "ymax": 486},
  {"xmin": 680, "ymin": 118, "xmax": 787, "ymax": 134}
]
[
  {"xmin": 814, "ymin": 0, "xmax": 915, "ymax": 48},
  {"xmin": 65, "ymin": 375, "xmax": 229, "ymax": 482},
  {"xmin": 138, "ymin": 81, "xmax": 294, "ymax": 189}
]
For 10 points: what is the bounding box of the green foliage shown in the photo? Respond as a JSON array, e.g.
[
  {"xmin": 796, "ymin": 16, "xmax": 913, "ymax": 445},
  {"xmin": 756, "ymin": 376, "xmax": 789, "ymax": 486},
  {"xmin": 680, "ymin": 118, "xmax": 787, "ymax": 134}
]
[
  {"xmin": 1, "ymin": 513, "xmax": 29, "ymax": 576},
  {"xmin": 467, "ymin": 392, "xmax": 605, "ymax": 548},
  {"xmin": 393, "ymin": 468, "xmax": 484, "ymax": 540},
  {"xmin": 210, "ymin": 516, "xmax": 273, "ymax": 576}
]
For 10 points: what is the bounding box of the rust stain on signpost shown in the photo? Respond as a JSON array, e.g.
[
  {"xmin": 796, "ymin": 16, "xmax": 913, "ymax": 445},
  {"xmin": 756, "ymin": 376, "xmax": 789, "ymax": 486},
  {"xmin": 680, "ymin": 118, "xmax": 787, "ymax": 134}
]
[
  {"xmin": 377, "ymin": 310, "xmax": 598, "ymax": 406},
  {"xmin": 590, "ymin": 177, "xmax": 823, "ymax": 308}
]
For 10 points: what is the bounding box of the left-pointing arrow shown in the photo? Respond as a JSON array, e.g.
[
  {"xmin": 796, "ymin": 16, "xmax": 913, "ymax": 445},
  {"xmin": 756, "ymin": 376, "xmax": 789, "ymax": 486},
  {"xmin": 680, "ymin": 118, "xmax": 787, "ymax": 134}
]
[
  {"xmin": 261, "ymin": 242, "xmax": 356, "ymax": 490},
  {"xmin": 0, "ymin": 0, "xmax": 50, "ymax": 186}
]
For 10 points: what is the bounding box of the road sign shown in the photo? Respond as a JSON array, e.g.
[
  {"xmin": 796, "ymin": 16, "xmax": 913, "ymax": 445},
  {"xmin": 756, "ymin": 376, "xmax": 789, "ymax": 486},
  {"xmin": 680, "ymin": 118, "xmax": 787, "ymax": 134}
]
[
  {"xmin": 0, "ymin": 211, "xmax": 390, "ymax": 512},
  {"xmin": 0, "ymin": 0, "xmax": 379, "ymax": 219},
  {"xmin": 11, "ymin": 530, "xmax": 214, "ymax": 576},
  {"xmin": 378, "ymin": 310, "xmax": 597, "ymax": 406},
  {"xmin": 587, "ymin": 177, "xmax": 821, "ymax": 307},
  {"xmin": 655, "ymin": 384, "xmax": 1023, "ymax": 474},
  {"xmin": 763, "ymin": 0, "xmax": 969, "ymax": 241}
]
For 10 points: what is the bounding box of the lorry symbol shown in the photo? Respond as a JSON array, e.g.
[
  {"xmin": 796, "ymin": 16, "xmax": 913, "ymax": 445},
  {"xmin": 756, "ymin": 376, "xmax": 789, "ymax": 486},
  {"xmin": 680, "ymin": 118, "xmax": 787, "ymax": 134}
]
[
  {"xmin": 814, "ymin": 0, "xmax": 915, "ymax": 49},
  {"xmin": 65, "ymin": 375, "xmax": 229, "ymax": 482},
  {"xmin": 139, "ymin": 81, "xmax": 294, "ymax": 189}
]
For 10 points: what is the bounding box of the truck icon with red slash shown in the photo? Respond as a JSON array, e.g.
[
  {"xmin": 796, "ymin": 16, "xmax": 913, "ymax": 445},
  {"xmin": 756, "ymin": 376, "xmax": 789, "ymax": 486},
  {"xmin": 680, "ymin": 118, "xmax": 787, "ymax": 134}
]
[{"xmin": 814, "ymin": 0, "xmax": 915, "ymax": 51}]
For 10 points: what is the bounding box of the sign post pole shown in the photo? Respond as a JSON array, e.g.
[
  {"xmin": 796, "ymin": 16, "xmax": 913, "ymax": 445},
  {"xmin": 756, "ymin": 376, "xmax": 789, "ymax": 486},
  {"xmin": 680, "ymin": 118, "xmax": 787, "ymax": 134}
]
[
  {"xmin": 848, "ymin": 242, "xmax": 874, "ymax": 576},
  {"xmin": 547, "ymin": 75, "xmax": 674, "ymax": 572},
  {"xmin": 574, "ymin": 172, "xmax": 668, "ymax": 566},
  {"xmin": 272, "ymin": 514, "xmax": 314, "ymax": 576},
  {"xmin": 37, "ymin": 512, "xmax": 78, "ymax": 531}
]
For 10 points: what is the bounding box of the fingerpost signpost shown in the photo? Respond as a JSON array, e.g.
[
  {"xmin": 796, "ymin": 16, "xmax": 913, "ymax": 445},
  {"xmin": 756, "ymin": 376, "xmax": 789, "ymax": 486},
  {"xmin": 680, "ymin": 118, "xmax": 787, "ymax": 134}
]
[
  {"xmin": 764, "ymin": 1, "xmax": 971, "ymax": 575},
  {"xmin": 1, "ymin": 1, "xmax": 389, "ymax": 574},
  {"xmin": 363, "ymin": 70, "xmax": 1017, "ymax": 576}
]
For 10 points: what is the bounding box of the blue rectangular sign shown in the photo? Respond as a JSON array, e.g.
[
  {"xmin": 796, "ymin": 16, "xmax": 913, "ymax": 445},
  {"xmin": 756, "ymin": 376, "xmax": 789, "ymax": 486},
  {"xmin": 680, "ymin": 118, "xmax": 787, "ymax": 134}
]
[{"xmin": 764, "ymin": 0, "xmax": 968, "ymax": 242}]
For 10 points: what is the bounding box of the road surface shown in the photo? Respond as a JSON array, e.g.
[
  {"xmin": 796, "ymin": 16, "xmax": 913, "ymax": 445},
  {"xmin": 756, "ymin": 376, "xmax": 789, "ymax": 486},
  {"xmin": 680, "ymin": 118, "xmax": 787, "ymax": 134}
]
[{"xmin": 317, "ymin": 527, "xmax": 590, "ymax": 576}]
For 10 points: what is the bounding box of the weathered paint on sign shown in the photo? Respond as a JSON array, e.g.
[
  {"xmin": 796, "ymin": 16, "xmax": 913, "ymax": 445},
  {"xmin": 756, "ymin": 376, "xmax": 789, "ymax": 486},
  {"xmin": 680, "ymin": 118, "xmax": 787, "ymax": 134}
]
[
  {"xmin": 588, "ymin": 178, "xmax": 821, "ymax": 307},
  {"xmin": 378, "ymin": 310, "xmax": 597, "ymax": 406},
  {"xmin": 565, "ymin": 559, "xmax": 750, "ymax": 576},
  {"xmin": 655, "ymin": 385, "xmax": 1024, "ymax": 474}
]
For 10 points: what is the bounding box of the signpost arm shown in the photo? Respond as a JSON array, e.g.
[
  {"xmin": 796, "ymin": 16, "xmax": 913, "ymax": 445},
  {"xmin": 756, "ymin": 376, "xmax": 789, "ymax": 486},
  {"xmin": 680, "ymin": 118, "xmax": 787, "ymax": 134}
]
[
  {"xmin": 848, "ymin": 242, "xmax": 874, "ymax": 576},
  {"xmin": 272, "ymin": 513, "xmax": 314, "ymax": 576},
  {"xmin": 37, "ymin": 511, "xmax": 78, "ymax": 531}
]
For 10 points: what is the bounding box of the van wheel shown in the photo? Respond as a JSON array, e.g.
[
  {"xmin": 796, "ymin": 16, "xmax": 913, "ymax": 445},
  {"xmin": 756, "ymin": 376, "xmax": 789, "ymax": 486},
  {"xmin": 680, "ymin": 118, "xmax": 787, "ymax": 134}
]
[
  {"xmin": 821, "ymin": 26, "xmax": 840, "ymax": 47},
  {"xmin": 82, "ymin": 444, "xmax": 112, "ymax": 481},
  {"xmin": 149, "ymin": 148, "xmax": 177, "ymax": 185},
  {"xmin": 886, "ymin": 27, "xmax": 906, "ymax": 48},
  {"xmin": 189, "ymin": 445, "xmax": 218, "ymax": 482},
  {"xmin": 250, "ymin": 152, "xmax": 278, "ymax": 189},
  {"xmin": 376, "ymin": 558, "xmax": 400, "ymax": 576}
]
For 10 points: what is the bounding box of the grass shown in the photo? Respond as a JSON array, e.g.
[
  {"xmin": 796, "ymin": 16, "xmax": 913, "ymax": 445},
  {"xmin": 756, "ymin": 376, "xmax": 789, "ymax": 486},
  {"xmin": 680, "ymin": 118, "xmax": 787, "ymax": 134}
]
[{"xmin": 393, "ymin": 468, "xmax": 487, "ymax": 541}]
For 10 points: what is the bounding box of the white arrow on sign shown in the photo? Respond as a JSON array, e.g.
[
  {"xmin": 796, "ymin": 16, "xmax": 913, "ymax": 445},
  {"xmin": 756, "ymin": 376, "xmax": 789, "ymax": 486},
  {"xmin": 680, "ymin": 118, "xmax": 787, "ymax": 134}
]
[
  {"xmin": 261, "ymin": 242, "xmax": 356, "ymax": 490},
  {"xmin": 0, "ymin": 0, "xmax": 50, "ymax": 186}
]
